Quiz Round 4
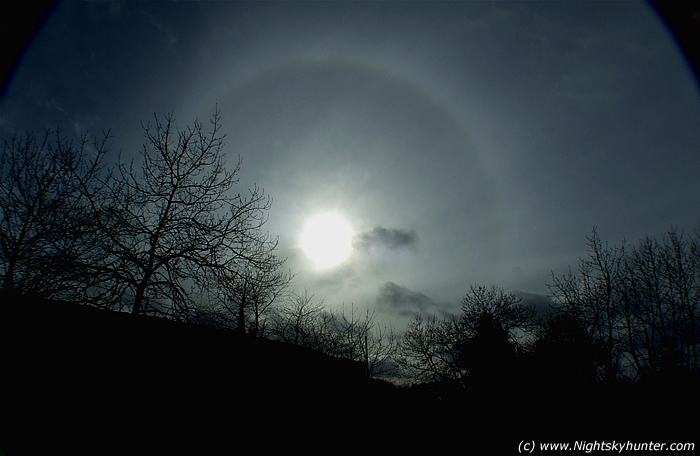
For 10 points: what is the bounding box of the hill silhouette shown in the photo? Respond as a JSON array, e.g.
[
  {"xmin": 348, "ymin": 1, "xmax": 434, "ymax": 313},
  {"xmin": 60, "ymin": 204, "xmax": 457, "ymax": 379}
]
[
  {"xmin": 0, "ymin": 292, "xmax": 375, "ymax": 453},
  {"xmin": 1, "ymin": 292, "xmax": 696, "ymax": 453}
]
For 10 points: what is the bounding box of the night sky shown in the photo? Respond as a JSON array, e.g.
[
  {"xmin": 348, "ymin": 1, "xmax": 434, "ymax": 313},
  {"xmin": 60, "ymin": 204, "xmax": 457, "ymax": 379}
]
[{"xmin": 2, "ymin": 1, "xmax": 700, "ymax": 329}]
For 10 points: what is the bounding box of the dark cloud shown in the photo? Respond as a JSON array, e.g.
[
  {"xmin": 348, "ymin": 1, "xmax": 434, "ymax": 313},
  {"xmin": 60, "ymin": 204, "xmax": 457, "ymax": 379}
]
[
  {"xmin": 354, "ymin": 226, "xmax": 417, "ymax": 253},
  {"xmin": 376, "ymin": 282, "xmax": 452, "ymax": 318}
]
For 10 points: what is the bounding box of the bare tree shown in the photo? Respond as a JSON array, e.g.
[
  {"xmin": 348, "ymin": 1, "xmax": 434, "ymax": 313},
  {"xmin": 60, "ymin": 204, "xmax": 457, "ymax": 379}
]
[
  {"xmin": 396, "ymin": 312, "xmax": 466, "ymax": 384},
  {"xmin": 85, "ymin": 109, "xmax": 283, "ymax": 318},
  {"xmin": 0, "ymin": 128, "xmax": 107, "ymax": 300},
  {"xmin": 271, "ymin": 290, "xmax": 329, "ymax": 347},
  {"xmin": 548, "ymin": 227, "xmax": 627, "ymax": 381},
  {"xmin": 199, "ymin": 262, "xmax": 293, "ymax": 336},
  {"xmin": 397, "ymin": 284, "xmax": 536, "ymax": 385},
  {"xmin": 549, "ymin": 226, "xmax": 700, "ymax": 382},
  {"xmin": 320, "ymin": 304, "xmax": 397, "ymax": 379},
  {"xmin": 270, "ymin": 292, "xmax": 397, "ymax": 378},
  {"xmin": 620, "ymin": 228, "xmax": 700, "ymax": 379},
  {"xmin": 460, "ymin": 284, "xmax": 537, "ymax": 336}
]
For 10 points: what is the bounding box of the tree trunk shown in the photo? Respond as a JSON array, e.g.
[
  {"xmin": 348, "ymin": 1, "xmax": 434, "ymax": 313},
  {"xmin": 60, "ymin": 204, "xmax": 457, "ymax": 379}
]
[
  {"xmin": 3, "ymin": 262, "xmax": 15, "ymax": 293},
  {"xmin": 236, "ymin": 283, "xmax": 248, "ymax": 334},
  {"xmin": 132, "ymin": 283, "xmax": 147, "ymax": 316}
]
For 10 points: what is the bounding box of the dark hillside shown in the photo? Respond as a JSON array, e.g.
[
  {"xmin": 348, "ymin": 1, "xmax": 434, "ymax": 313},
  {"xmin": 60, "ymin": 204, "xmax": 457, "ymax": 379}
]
[
  {"xmin": 0, "ymin": 293, "xmax": 371, "ymax": 453},
  {"xmin": 0, "ymin": 293, "xmax": 368, "ymax": 385},
  {"xmin": 2, "ymin": 293, "xmax": 696, "ymax": 453}
]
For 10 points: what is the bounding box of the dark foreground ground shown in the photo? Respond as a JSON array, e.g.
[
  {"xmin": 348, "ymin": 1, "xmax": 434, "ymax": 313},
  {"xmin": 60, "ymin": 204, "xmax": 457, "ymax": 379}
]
[{"xmin": 1, "ymin": 294, "xmax": 697, "ymax": 454}]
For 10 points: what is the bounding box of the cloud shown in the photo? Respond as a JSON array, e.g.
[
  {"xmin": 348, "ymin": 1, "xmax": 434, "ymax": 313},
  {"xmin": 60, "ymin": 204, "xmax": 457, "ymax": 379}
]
[
  {"xmin": 376, "ymin": 282, "xmax": 452, "ymax": 318},
  {"xmin": 354, "ymin": 226, "xmax": 417, "ymax": 253},
  {"xmin": 512, "ymin": 290, "xmax": 555, "ymax": 317}
]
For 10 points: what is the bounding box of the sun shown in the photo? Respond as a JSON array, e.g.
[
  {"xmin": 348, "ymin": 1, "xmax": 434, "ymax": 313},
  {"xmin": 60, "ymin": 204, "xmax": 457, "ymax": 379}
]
[{"xmin": 301, "ymin": 213, "xmax": 353, "ymax": 268}]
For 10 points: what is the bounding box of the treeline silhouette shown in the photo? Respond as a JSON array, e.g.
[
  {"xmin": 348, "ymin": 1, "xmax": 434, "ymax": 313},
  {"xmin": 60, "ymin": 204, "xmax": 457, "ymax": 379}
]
[
  {"xmin": 391, "ymin": 230, "xmax": 698, "ymax": 441},
  {"xmin": 1, "ymin": 112, "xmax": 698, "ymax": 449},
  {"xmin": 398, "ymin": 227, "xmax": 700, "ymax": 391}
]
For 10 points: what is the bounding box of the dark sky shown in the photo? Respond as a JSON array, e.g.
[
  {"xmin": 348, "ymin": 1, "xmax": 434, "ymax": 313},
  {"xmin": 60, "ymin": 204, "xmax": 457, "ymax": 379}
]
[{"xmin": 2, "ymin": 1, "xmax": 699, "ymax": 328}]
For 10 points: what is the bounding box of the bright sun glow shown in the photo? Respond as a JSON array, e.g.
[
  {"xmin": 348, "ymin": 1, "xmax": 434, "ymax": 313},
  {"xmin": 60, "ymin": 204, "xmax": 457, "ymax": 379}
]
[{"xmin": 301, "ymin": 213, "xmax": 353, "ymax": 268}]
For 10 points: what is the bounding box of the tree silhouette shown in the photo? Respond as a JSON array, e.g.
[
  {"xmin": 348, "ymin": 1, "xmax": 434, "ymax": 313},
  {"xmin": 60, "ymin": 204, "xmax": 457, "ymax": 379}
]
[
  {"xmin": 549, "ymin": 226, "xmax": 700, "ymax": 383},
  {"xmin": 531, "ymin": 313, "xmax": 602, "ymax": 385},
  {"xmin": 397, "ymin": 285, "xmax": 535, "ymax": 386},
  {"xmin": 83, "ymin": 109, "xmax": 284, "ymax": 318},
  {"xmin": 194, "ymin": 262, "xmax": 292, "ymax": 336},
  {"xmin": 459, "ymin": 284, "xmax": 538, "ymax": 336},
  {"xmin": 457, "ymin": 312, "xmax": 516, "ymax": 385},
  {"xmin": 270, "ymin": 289, "xmax": 328, "ymax": 347},
  {"xmin": 396, "ymin": 312, "xmax": 466, "ymax": 384},
  {"xmin": 0, "ymin": 128, "xmax": 107, "ymax": 300},
  {"xmin": 270, "ymin": 291, "xmax": 397, "ymax": 378},
  {"xmin": 619, "ymin": 228, "xmax": 700, "ymax": 382},
  {"xmin": 319, "ymin": 304, "xmax": 397, "ymax": 379},
  {"xmin": 548, "ymin": 228, "xmax": 626, "ymax": 381}
]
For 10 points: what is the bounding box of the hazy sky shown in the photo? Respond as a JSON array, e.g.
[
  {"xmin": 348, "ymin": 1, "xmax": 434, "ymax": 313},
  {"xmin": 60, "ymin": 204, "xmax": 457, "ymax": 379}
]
[{"xmin": 2, "ymin": 1, "xmax": 699, "ymax": 328}]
